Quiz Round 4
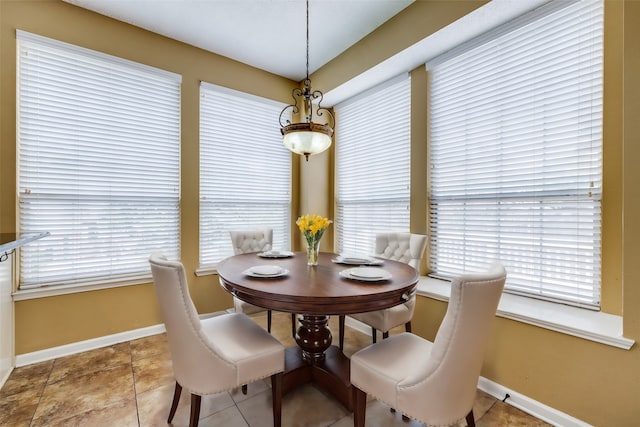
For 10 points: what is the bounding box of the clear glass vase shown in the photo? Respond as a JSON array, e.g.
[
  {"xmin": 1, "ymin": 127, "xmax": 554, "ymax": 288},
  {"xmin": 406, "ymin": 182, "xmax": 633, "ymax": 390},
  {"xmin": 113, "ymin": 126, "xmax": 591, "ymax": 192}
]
[{"xmin": 306, "ymin": 238, "xmax": 321, "ymax": 266}]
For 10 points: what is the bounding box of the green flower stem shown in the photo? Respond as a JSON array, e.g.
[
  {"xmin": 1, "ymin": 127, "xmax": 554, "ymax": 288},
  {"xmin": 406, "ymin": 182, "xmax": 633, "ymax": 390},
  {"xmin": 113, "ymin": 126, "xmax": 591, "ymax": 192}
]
[{"xmin": 303, "ymin": 230, "xmax": 325, "ymax": 266}]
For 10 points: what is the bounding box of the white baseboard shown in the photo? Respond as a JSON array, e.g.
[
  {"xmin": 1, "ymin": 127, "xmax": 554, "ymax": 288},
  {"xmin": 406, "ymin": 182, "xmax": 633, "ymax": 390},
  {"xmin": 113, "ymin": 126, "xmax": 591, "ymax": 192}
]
[
  {"xmin": 344, "ymin": 316, "xmax": 371, "ymax": 335},
  {"xmin": 15, "ymin": 323, "xmax": 166, "ymax": 367},
  {"xmin": 14, "ymin": 311, "xmax": 228, "ymax": 367},
  {"xmin": 477, "ymin": 376, "xmax": 591, "ymax": 427}
]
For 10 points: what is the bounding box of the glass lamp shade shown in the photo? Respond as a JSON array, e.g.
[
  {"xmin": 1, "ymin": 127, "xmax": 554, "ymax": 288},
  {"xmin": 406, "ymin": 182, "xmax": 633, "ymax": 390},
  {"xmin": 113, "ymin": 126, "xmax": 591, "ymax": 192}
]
[{"xmin": 282, "ymin": 122, "xmax": 333, "ymax": 160}]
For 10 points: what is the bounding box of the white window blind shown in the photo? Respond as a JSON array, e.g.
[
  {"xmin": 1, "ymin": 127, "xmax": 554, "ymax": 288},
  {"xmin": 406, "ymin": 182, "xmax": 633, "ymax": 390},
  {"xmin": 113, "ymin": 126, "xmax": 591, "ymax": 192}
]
[
  {"xmin": 17, "ymin": 31, "xmax": 181, "ymax": 289},
  {"xmin": 335, "ymin": 75, "xmax": 411, "ymax": 255},
  {"xmin": 199, "ymin": 83, "xmax": 291, "ymax": 268},
  {"xmin": 428, "ymin": 0, "xmax": 603, "ymax": 308}
]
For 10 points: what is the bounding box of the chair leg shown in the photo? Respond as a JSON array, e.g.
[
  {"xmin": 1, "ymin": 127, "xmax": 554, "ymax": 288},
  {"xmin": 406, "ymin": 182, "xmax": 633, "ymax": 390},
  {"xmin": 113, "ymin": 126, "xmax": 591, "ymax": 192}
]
[
  {"xmin": 339, "ymin": 315, "xmax": 345, "ymax": 350},
  {"xmin": 291, "ymin": 313, "xmax": 297, "ymax": 338},
  {"xmin": 167, "ymin": 381, "xmax": 182, "ymax": 423},
  {"xmin": 189, "ymin": 393, "xmax": 202, "ymax": 427},
  {"xmin": 271, "ymin": 372, "xmax": 283, "ymax": 427},
  {"xmin": 267, "ymin": 310, "xmax": 272, "ymax": 333},
  {"xmin": 353, "ymin": 386, "xmax": 367, "ymax": 427},
  {"xmin": 466, "ymin": 409, "xmax": 476, "ymax": 427},
  {"xmin": 372, "ymin": 328, "xmax": 377, "ymax": 343},
  {"xmin": 405, "ymin": 320, "xmax": 412, "ymax": 333}
]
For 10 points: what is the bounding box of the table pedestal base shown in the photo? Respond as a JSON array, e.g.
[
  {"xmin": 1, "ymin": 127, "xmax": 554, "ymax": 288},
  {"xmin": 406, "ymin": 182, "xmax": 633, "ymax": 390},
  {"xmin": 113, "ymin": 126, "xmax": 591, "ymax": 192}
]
[
  {"xmin": 294, "ymin": 314, "xmax": 333, "ymax": 363},
  {"xmin": 282, "ymin": 345, "xmax": 353, "ymax": 411}
]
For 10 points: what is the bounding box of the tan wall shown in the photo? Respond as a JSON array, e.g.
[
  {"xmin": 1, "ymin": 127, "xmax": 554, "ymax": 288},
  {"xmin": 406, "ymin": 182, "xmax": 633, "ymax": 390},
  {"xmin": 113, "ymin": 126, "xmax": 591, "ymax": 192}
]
[
  {"xmin": 410, "ymin": 2, "xmax": 638, "ymax": 426},
  {"xmin": 2, "ymin": 0, "xmax": 639, "ymax": 425},
  {"xmin": 0, "ymin": 0, "xmax": 294, "ymax": 352},
  {"xmin": 622, "ymin": 0, "xmax": 640, "ymax": 346},
  {"xmin": 312, "ymin": 0, "xmax": 490, "ymax": 94},
  {"xmin": 601, "ymin": 0, "xmax": 624, "ymax": 314}
]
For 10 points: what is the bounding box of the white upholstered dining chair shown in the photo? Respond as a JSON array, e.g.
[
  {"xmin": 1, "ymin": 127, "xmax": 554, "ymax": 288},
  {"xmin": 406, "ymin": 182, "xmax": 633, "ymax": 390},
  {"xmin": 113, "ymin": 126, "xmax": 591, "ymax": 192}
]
[
  {"xmin": 338, "ymin": 232, "xmax": 428, "ymax": 350},
  {"xmin": 149, "ymin": 253, "xmax": 285, "ymax": 427},
  {"xmin": 229, "ymin": 228, "xmax": 298, "ymax": 337},
  {"xmin": 350, "ymin": 262, "xmax": 507, "ymax": 427},
  {"xmin": 229, "ymin": 228, "xmax": 275, "ymax": 332}
]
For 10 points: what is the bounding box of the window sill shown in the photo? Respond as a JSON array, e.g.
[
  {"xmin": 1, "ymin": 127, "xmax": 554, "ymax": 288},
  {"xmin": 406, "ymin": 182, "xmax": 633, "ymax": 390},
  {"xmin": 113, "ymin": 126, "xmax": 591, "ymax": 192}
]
[
  {"xmin": 417, "ymin": 277, "xmax": 635, "ymax": 350},
  {"xmin": 195, "ymin": 266, "xmax": 217, "ymax": 277},
  {"xmin": 13, "ymin": 276, "xmax": 151, "ymax": 301}
]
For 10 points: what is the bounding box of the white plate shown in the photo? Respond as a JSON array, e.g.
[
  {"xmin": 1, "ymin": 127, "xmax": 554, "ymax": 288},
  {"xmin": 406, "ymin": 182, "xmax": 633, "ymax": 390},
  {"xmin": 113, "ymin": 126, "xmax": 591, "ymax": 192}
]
[
  {"xmin": 340, "ymin": 267, "xmax": 392, "ymax": 282},
  {"xmin": 332, "ymin": 255, "xmax": 383, "ymax": 265},
  {"xmin": 243, "ymin": 265, "xmax": 288, "ymax": 278},
  {"xmin": 257, "ymin": 250, "xmax": 294, "ymax": 259}
]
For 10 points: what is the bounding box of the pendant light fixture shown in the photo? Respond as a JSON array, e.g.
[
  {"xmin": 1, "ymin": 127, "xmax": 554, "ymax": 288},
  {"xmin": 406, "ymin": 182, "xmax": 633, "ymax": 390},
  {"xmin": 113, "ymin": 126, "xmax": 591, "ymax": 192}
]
[{"xmin": 279, "ymin": 0, "xmax": 334, "ymax": 161}]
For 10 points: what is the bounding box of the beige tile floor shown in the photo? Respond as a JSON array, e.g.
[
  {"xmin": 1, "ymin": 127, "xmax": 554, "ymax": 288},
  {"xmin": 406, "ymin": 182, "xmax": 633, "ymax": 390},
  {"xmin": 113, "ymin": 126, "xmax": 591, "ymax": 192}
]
[{"xmin": 0, "ymin": 312, "xmax": 552, "ymax": 426}]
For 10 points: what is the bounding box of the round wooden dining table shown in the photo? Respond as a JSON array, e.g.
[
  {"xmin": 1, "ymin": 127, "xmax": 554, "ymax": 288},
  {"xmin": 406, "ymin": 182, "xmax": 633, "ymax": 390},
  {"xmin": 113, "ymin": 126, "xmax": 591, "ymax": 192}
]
[{"xmin": 217, "ymin": 251, "xmax": 419, "ymax": 411}]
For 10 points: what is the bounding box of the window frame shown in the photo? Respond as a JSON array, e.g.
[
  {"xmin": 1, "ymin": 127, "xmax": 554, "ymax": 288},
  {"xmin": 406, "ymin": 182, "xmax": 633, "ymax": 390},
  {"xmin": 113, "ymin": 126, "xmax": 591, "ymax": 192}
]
[
  {"xmin": 426, "ymin": 0, "xmax": 603, "ymax": 309},
  {"xmin": 16, "ymin": 31, "xmax": 181, "ymax": 296},
  {"xmin": 197, "ymin": 82, "xmax": 292, "ymax": 272},
  {"xmin": 334, "ymin": 74, "xmax": 412, "ymax": 256}
]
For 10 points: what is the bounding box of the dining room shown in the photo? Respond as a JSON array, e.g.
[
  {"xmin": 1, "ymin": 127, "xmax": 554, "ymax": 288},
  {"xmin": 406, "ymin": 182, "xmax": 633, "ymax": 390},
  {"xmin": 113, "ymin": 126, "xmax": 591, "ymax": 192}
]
[{"xmin": 0, "ymin": 1, "xmax": 639, "ymax": 426}]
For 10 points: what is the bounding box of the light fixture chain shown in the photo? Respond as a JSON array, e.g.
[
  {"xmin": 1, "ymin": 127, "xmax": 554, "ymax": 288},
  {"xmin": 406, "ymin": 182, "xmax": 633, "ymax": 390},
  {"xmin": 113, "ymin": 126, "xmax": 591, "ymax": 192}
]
[
  {"xmin": 306, "ymin": 0, "xmax": 309, "ymax": 81},
  {"xmin": 279, "ymin": 0, "xmax": 334, "ymax": 161}
]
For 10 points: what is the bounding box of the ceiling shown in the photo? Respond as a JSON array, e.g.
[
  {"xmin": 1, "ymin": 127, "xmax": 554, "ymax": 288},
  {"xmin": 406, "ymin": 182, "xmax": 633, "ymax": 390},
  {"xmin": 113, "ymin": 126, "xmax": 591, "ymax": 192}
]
[
  {"xmin": 63, "ymin": 0, "xmax": 415, "ymax": 81},
  {"xmin": 62, "ymin": 0, "xmax": 550, "ymax": 106}
]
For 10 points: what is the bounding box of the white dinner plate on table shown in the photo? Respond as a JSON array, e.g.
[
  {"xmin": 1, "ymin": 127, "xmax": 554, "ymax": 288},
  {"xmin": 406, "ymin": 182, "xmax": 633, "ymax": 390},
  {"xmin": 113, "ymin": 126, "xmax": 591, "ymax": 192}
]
[
  {"xmin": 332, "ymin": 254, "xmax": 384, "ymax": 266},
  {"xmin": 243, "ymin": 265, "xmax": 289, "ymax": 278},
  {"xmin": 339, "ymin": 267, "xmax": 391, "ymax": 282},
  {"xmin": 257, "ymin": 250, "xmax": 294, "ymax": 259}
]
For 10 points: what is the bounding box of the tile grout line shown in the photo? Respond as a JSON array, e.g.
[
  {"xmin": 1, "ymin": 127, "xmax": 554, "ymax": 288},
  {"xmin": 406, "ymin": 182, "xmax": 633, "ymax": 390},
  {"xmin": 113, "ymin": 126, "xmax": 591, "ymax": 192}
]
[
  {"xmin": 127, "ymin": 340, "xmax": 143, "ymax": 427},
  {"xmin": 28, "ymin": 359, "xmax": 55, "ymax": 426}
]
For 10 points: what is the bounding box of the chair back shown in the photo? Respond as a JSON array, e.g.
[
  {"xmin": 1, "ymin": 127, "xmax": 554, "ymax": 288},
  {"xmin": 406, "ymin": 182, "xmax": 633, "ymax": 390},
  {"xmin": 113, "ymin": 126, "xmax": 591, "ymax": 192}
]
[
  {"xmin": 398, "ymin": 262, "xmax": 506, "ymax": 424},
  {"xmin": 149, "ymin": 253, "xmax": 237, "ymax": 394},
  {"xmin": 229, "ymin": 228, "xmax": 273, "ymax": 254},
  {"xmin": 374, "ymin": 232, "xmax": 427, "ymax": 269}
]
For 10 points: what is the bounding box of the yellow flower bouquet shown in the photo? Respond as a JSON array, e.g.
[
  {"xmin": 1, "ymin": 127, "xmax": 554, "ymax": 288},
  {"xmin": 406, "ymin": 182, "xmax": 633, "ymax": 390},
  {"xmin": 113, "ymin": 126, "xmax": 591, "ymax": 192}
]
[{"xmin": 296, "ymin": 214, "xmax": 332, "ymax": 265}]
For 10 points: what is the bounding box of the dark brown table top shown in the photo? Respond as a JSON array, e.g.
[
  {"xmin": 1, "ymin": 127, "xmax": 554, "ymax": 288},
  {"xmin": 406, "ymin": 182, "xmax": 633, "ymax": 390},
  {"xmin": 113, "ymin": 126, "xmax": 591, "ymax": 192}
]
[{"xmin": 217, "ymin": 251, "xmax": 419, "ymax": 315}]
